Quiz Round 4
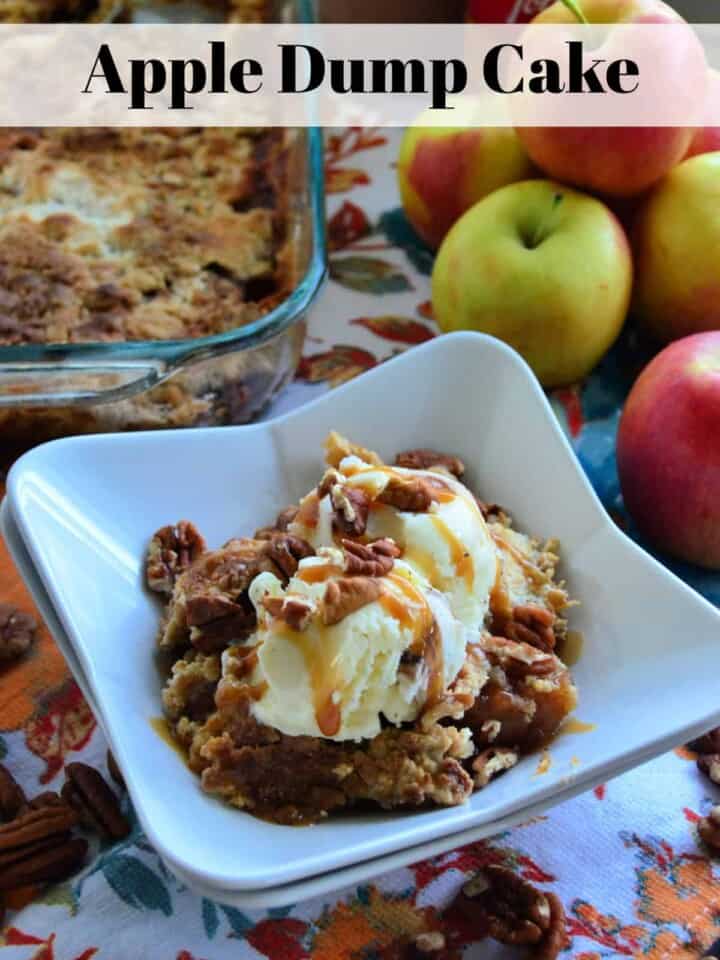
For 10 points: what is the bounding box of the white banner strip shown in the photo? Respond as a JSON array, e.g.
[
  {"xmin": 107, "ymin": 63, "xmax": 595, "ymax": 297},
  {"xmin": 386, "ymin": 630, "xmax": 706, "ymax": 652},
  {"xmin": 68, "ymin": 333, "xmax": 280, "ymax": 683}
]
[{"xmin": 0, "ymin": 22, "xmax": 718, "ymax": 126}]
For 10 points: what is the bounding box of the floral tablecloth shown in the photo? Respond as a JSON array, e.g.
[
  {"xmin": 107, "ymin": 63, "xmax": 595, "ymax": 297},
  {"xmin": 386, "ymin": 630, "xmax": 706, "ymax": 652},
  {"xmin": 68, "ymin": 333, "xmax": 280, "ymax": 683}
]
[{"xmin": 1, "ymin": 128, "xmax": 719, "ymax": 960}]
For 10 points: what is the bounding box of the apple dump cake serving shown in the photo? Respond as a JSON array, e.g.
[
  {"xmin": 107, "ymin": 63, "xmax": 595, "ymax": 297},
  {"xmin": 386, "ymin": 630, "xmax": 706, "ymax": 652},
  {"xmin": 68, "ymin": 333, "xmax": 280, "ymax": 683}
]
[{"xmin": 146, "ymin": 434, "xmax": 578, "ymax": 825}]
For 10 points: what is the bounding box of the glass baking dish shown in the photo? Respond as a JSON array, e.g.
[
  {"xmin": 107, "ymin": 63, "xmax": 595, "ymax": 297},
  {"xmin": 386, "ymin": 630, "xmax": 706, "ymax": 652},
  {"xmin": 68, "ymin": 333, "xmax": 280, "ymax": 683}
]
[{"xmin": 0, "ymin": 1, "xmax": 325, "ymax": 444}]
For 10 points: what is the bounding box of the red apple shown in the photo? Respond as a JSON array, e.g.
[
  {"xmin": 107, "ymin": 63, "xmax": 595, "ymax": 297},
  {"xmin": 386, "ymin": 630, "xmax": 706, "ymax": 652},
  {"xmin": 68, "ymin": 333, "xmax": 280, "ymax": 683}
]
[
  {"xmin": 686, "ymin": 69, "xmax": 720, "ymax": 159},
  {"xmin": 516, "ymin": 0, "xmax": 699, "ymax": 197},
  {"xmin": 617, "ymin": 331, "xmax": 720, "ymax": 569},
  {"xmin": 397, "ymin": 111, "xmax": 534, "ymax": 249}
]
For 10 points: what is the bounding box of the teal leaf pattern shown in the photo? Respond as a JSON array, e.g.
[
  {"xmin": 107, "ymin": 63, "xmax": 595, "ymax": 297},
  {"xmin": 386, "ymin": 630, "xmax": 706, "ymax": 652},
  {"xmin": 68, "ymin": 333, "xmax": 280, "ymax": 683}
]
[
  {"xmin": 102, "ymin": 854, "xmax": 173, "ymax": 916},
  {"xmin": 329, "ymin": 256, "xmax": 412, "ymax": 295},
  {"xmin": 220, "ymin": 904, "xmax": 254, "ymax": 938},
  {"xmin": 202, "ymin": 898, "xmax": 219, "ymax": 940},
  {"xmin": 378, "ymin": 208, "xmax": 435, "ymax": 276}
]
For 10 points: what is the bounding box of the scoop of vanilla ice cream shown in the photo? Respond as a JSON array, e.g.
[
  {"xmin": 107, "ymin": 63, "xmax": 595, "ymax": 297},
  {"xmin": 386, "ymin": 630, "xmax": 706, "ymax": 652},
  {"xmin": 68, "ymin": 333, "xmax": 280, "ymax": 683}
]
[
  {"xmin": 242, "ymin": 553, "xmax": 469, "ymax": 742},
  {"xmin": 291, "ymin": 456, "xmax": 498, "ymax": 633}
]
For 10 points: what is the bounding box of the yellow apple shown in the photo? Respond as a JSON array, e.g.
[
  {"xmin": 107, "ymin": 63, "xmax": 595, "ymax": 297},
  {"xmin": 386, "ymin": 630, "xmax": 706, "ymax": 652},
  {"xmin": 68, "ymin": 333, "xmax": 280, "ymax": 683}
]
[
  {"xmin": 632, "ymin": 153, "xmax": 720, "ymax": 344},
  {"xmin": 397, "ymin": 113, "xmax": 534, "ymax": 250},
  {"xmin": 432, "ymin": 180, "xmax": 632, "ymax": 387}
]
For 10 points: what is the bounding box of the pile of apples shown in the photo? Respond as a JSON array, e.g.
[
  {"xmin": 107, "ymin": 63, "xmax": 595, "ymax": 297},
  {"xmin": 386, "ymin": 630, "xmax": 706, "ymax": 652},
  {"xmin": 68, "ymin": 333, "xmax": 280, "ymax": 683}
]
[{"xmin": 397, "ymin": 0, "xmax": 720, "ymax": 569}]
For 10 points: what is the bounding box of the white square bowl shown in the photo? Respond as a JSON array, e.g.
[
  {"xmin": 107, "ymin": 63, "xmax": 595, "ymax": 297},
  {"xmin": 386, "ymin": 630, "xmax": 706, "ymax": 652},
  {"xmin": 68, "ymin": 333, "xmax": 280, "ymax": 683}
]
[{"xmin": 6, "ymin": 331, "xmax": 720, "ymax": 896}]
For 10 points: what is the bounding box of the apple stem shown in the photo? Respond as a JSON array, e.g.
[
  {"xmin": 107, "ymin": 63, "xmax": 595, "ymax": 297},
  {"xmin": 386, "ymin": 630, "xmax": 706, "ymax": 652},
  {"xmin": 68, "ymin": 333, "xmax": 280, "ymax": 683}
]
[
  {"xmin": 559, "ymin": 0, "xmax": 589, "ymax": 23},
  {"xmin": 528, "ymin": 193, "xmax": 564, "ymax": 249}
]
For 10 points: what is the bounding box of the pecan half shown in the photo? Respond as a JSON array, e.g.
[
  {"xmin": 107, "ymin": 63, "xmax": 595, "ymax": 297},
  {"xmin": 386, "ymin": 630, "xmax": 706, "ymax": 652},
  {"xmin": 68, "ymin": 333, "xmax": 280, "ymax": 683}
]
[
  {"xmin": 62, "ymin": 763, "xmax": 130, "ymax": 842},
  {"xmin": 698, "ymin": 754, "xmax": 720, "ymax": 785},
  {"xmin": 0, "ymin": 764, "xmax": 27, "ymax": 821},
  {"xmin": 472, "ymin": 747, "xmax": 519, "ymax": 788},
  {"xmin": 379, "ymin": 475, "xmax": 434, "ymax": 513},
  {"xmin": 699, "ymin": 806, "xmax": 720, "ymax": 851},
  {"xmin": 506, "ymin": 604, "xmax": 557, "ymax": 653},
  {"xmin": 185, "ymin": 593, "xmax": 256, "ymax": 652},
  {"xmin": 458, "ymin": 865, "xmax": 551, "ymax": 947},
  {"xmin": 342, "ymin": 538, "xmax": 400, "ymax": 577},
  {"xmin": 323, "ymin": 577, "xmax": 382, "ymax": 626},
  {"xmin": 395, "ymin": 449, "xmax": 465, "ymax": 478},
  {"xmin": 688, "ymin": 727, "xmax": 720, "ymax": 755},
  {"xmin": 262, "ymin": 595, "xmax": 315, "ymax": 631},
  {"xmin": 481, "ymin": 635, "xmax": 557, "ymax": 679},
  {"xmin": 330, "ymin": 485, "xmax": 370, "ymax": 537},
  {"xmin": 146, "ymin": 521, "xmax": 206, "ymax": 596},
  {"xmin": 0, "ymin": 603, "xmax": 37, "ymax": 663},
  {"xmin": 536, "ymin": 892, "xmax": 569, "ymax": 960},
  {"xmin": 0, "ymin": 836, "xmax": 87, "ymax": 890},
  {"xmin": 266, "ymin": 534, "xmax": 315, "ymax": 581},
  {"xmin": 0, "ymin": 803, "xmax": 80, "ymax": 890},
  {"xmin": 29, "ymin": 792, "xmax": 64, "ymax": 810}
]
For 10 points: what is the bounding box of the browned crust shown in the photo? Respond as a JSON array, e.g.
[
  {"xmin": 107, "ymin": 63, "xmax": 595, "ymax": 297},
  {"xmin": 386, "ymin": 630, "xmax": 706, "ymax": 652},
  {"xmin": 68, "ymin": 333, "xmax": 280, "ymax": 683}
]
[{"xmin": 0, "ymin": 128, "xmax": 290, "ymax": 344}]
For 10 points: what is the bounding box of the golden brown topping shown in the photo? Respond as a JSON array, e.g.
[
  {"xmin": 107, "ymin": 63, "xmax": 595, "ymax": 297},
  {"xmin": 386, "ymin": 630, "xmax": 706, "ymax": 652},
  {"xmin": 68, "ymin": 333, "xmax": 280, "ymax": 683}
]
[
  {"xmin": 146, "ymin": 521, "xmax": 206, "ymax": 596},
  {"xmin": 699, "ymin": 805, "xmax": 720, "ymax": 851},
  {"xmin": 0, "ymin": 764, "xmax": 27, "ymax": 821},
  {"xmin": 472, "ymin": 747, "xmax": 519, "ymax": 788},
  {"xmin": 323, "ymin": 577, "xmax": 382, "ymax": 626},
  {"xmin": 342, "ymin": 538, "xmax": 401, "ymax": 577},
  {"xmin": 62, "ymin": 762, "xmax": 130, "ymax": 842},
  {"xmin": 379, "ymin": 475, "xmax": 435, "ymax": 513},
  {"xmin": 324, "ymin": 431, "xmax": 382, "ymax": 469},
  {"xmin": 0, "ymin": 603, "xmax": 37, "ymax": 663},
  {"xmin": 395, "ymin": 448, "xmax": 465, "ymax": 478}
]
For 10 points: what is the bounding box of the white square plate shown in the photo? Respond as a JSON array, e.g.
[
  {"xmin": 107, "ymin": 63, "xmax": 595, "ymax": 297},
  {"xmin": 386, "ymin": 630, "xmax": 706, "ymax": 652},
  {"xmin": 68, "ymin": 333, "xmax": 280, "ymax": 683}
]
[{"xmin": 6, "ymin": 332, "xmax": 720, "ymax": 896}]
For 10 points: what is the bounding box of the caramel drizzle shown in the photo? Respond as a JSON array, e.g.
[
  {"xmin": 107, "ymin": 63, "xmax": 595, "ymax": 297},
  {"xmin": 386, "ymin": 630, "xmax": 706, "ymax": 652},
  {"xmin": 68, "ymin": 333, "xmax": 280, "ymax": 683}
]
[
  {"xmin": 274, "ymin": 621, "xmax": 345, "ymax": 738},
  {"xmin": 491, "ymin": 532, "xmax": 550, "ymax": 585},
  {"xmin": 383, "ymin": 573, "xmax": 443, "ymax": 706},
  {"xmin": 489, "ymin": 563, "xmax": 513, "ymax": 621},
  {"xmin": 150, "ymin": 716, "xmax": 187, "ymax": 763},
  {"xmin": 558, "ymin": 717, "xmax": 596, "ymax": 736},
  {"xmin": 247, "ymin": 681, "xmax": 269, "ymax": 702},
  {"xmin": 297, "ymin": 563, "xmax": 341, "ymax": 584},
  {"xmin": 430, "ymin": 515, "xmax": 474, "ymax": 589},
  {"xmin": 403, "ymin": 518, "xmax": 475, "ymax": 592}
]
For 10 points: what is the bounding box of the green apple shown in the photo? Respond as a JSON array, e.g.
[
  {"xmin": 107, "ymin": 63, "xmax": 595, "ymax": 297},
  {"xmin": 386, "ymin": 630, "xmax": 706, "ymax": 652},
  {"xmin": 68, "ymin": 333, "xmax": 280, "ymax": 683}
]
[
  {"xmin": 632, "ymin": 153, "xmax": 720, "ymax": 343},
  {"xmin": 431, "ymin": 180, "xmax": 632, "ymax": 387}
]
